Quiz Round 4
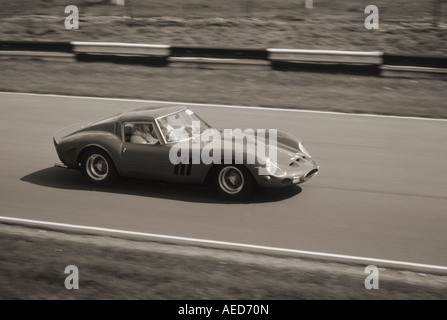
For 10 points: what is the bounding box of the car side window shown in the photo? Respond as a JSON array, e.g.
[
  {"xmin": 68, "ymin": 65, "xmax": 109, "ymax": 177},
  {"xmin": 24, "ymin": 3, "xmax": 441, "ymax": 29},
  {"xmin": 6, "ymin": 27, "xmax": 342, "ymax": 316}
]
[
  {"xmin": 123, "ymin": 123, "xmax": 133, "ymax": 142},
  {"xmin": 123, "ymin": 122, "xmax": 159, "ymax": 145}
]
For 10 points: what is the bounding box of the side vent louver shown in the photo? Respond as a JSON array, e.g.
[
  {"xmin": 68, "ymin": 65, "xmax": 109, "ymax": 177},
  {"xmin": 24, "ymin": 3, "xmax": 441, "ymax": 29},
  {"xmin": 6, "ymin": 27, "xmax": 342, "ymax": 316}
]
[{"xmin": 174, "ymin": 163, "xmax": 192, "ymax": 176}]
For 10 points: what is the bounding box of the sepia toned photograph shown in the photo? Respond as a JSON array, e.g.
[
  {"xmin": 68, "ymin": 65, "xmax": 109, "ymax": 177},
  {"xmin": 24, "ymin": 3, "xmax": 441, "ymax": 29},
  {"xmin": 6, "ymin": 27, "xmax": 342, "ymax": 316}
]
[{"xmin": 0, "ymin": 0, "xmax": 446, "ymax": 305}]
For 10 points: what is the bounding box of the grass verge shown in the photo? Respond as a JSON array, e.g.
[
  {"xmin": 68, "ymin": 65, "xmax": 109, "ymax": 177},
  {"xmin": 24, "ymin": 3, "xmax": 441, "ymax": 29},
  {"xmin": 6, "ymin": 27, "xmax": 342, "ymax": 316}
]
[
  {"xmin": 1, "ymin": 58, "xmax": 446, "ymax": 119},
  {"xmin": 1, "ymin": 223, "xmax": 446, "ymax": 300},
  {"xmin": 1, "ymin": 0, "xmax": 446, "ymax": 55}
]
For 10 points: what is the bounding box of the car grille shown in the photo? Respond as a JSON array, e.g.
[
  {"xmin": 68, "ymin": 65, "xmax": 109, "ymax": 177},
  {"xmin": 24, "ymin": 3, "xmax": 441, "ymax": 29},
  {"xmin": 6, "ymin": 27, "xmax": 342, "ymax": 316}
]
[{"xmin": 305, "ymin": 168, "xmax": 319, "ymax": 179}]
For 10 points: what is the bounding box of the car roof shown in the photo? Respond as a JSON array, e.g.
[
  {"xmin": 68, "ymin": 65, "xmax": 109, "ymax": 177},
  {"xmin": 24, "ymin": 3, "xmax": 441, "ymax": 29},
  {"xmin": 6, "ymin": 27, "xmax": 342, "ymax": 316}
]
[{"xmin": 118, "ymin": 106, "xmax": 187, "ymax": 122}]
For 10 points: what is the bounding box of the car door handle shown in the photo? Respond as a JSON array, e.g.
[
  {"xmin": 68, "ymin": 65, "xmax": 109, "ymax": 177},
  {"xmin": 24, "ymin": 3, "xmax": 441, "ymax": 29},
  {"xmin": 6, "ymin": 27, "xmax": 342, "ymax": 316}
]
[{"xmin": 123, "ymin": 147, "xmax": 127, "ymax": 153}]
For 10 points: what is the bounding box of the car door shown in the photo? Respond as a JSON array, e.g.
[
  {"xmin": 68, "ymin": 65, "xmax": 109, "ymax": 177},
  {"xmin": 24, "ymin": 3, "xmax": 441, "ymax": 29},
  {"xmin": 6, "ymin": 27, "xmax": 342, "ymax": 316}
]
[{"xmin": 120, "ymin": 122, "xmax": 171, "ymax": 180}]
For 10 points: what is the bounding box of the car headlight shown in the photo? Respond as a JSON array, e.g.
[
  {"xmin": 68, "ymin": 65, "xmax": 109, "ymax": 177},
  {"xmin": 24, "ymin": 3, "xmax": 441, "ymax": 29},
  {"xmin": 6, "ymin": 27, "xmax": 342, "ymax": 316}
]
[
  {"xmin": 265, "ymin": 158, "xmax": 286, "ymax": 177},
  {"xmin": 299, "ymin": 141, "xmax": 311, "ymax": 157}
]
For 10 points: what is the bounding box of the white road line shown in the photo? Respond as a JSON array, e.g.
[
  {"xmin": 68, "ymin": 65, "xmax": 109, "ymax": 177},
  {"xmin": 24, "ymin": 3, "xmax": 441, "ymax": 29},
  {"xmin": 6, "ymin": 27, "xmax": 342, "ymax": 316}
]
[
  {"xmin": 1, "ymin": 91, "xmax": 446, "ymax": 122},
  {"xmin": 1, "ymin": 216, "xmax": 446, "ymax": 272}
]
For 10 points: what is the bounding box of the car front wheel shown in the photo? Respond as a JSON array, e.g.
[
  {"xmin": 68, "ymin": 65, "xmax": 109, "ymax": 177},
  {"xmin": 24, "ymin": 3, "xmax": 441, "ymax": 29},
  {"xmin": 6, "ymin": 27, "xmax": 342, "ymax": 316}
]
[
  {"xmin": 215, "ymin": 165, "xmax": 254, "ymax": 199},
  {"xmin": 81, "ymin": 148, "xmax": 117, "ymax": 186}
]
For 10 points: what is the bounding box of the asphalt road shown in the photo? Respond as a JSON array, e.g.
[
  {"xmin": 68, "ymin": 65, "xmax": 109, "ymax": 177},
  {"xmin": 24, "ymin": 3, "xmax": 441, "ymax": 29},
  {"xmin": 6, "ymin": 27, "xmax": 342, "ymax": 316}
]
[{"xmin": 1, "ymin": 92, "xmax": 446, "ymax": 268}]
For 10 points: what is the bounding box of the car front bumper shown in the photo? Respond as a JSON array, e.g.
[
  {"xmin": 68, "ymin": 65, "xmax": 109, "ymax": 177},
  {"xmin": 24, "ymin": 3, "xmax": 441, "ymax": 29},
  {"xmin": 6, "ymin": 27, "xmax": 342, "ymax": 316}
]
[{"xmin": 252, "ymin": 156, "xmax": 319, "ymax": 188}]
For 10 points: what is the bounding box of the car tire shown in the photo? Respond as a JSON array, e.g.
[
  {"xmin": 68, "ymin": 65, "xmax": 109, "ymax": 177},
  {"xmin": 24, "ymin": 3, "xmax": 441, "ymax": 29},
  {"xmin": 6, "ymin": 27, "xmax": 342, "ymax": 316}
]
[
  {"xmin": 81, "ymin": 148, "xmax": 117, "ymax": 187},
  {"xmin": 214, "ymin": 165, "xmax": 254, "ymax": 199}
]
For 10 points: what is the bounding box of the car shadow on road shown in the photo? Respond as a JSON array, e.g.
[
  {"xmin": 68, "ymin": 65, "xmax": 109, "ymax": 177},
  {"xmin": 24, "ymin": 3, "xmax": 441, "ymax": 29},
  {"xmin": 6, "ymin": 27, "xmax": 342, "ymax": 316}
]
[{"xmin": 21, "ymin": 167, "xmax": 302, "ymax": 204}]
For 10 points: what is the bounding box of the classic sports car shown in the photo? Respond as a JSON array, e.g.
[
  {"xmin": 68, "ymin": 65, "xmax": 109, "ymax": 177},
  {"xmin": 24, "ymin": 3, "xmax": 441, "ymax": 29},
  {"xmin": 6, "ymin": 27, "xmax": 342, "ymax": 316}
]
[{"xmin": 53, "ymin": 106, "xmax": 319, "ymax": 199}]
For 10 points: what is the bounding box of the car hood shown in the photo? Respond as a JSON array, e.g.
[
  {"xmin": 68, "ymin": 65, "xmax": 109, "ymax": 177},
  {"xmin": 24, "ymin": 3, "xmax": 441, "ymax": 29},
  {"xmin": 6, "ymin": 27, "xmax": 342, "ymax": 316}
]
[{"xmin": 232, "ymin": 129, "xmax": 301, "ymax": 164}]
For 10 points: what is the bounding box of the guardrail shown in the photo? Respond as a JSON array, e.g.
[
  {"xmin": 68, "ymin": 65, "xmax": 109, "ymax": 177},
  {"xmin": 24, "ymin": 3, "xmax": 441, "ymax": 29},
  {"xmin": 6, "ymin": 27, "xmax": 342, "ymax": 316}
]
[
  {"xmin": 383, "ymin": 53, "xmax": 447, "ymax": 69},
  {"xmin": 171, "ymin": 46, "xmax": 269, "ymax": 60},
  {"xmin": 0, "ymin": 41, "xmax": 73, "ymax": 52},
  {"xmin": 268, "ymin": 48, "xmax": 383, "ymax": 65},
  {"xmin": 71, "ymin": 41, "xmax": 170, "ymax": 56},
  {"xmin": 1, "ymin": 41, "xmax": 446, "ymax": 78},
  {"xmin": 71, "ymin": 41, "xmax": 170, "ymax": 65}
]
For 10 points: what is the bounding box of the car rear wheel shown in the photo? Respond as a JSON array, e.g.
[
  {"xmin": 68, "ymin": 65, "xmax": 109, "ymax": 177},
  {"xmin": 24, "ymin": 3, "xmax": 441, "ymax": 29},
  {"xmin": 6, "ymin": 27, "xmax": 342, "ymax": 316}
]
[
  {"xmin": 81, "ymin": 148, "xmax": 117, "ymax": 186},
  {"xmin": 214, "ymin": 165, "xmax": 254, "ymax": 199}
]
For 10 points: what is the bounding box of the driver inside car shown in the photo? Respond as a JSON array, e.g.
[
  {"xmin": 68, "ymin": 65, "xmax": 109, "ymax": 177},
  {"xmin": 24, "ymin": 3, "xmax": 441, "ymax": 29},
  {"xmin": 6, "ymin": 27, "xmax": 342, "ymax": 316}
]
[
  {"xmin": 158, "ymin": 117, "xmax": 183, "ymax": 142},
  {"xmin": 130, "ymin": 123, "xmax": 159, "ymax": 145}
]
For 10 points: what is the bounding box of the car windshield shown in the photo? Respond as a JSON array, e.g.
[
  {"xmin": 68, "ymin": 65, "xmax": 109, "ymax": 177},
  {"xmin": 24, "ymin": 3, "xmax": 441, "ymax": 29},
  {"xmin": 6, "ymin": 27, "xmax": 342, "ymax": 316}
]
[{"xmin": 156, "ymin": 109, "xmax": 212, "ymax": 143}]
